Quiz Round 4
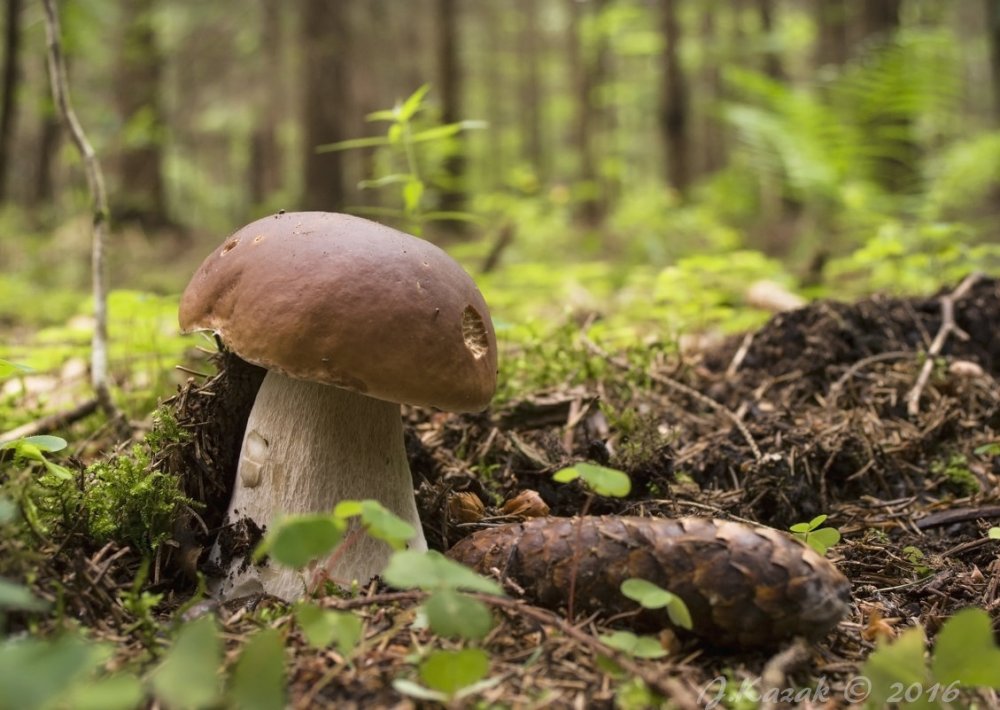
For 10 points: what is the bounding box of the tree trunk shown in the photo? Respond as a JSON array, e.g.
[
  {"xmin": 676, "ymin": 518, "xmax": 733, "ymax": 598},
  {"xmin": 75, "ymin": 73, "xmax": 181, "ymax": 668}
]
[
  {"xmin": 988, "ymin": 0, "xmax": 1000, "ymax": 125},
  {"xmin": 756, "ymin": 0, "xmax": 784, "ymax": 80},
  {"xmin": 568, "ymin": 0, "xmax": 607, "ymax": 226},
  {"xmin": 436, "ymin": 0, "xmax": 465, "ymax": 223},
  {"xmin": 814, "ymin": 0, "xmax": 849, "ymax": 69},
  {"xmin": 114, "ymin": 0, "xmax": 168, "ymax": 227},
  {"xmin": 518, "ymin": 0, "xmax": 544, "ymax": 181},
  {"xmin": 0, "ymin": 0, "xmax": 22, "ymax": 203},
  {"xmin": 659, "ymin": 0, "xmax": 690, "ymax": 196},
  {"xmin": 301, "ymin": 0, "xmax": 349, "ymax": 211},
  {"xmin": 32, "ymin": 107, "xmax": 59, "ymax": 206},
  {"xmin": 248, "ymin": 0, "xmax": 284, "ymax": 206},
  {"xmin": 861, "ymin": 0, "xmax": 901, "ymax": 41},
  {"xmin": 698, "ymin": 8, "xmax": 725, "ymax": 176}
]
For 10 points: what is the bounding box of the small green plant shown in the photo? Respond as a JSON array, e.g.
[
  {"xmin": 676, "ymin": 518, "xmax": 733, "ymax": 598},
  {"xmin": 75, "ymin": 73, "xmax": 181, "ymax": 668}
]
[
  {"xmin": 553, "ymin": 462, "xmax": 632, "ymax": 498},
  {"xmin": 295, "ymin": 602, "xmax": 363, "ymax": 658},
  {"xmin": 317, "ymin": 84, "xmax": 485, "ymax": 235},
  {"xmin": 902, "ymin": 545, "xmax": 932, "ymax": 577},
  {"xmin": 789, "ymin": 515, "xmax": 841, "ymax": 556},
  {"xmin": 620, "ymin": 578, "xmax": 692, "ymax": 630},
  {"xmin": 598, "ymin": 630, "xmax": 668, "ymax": 659},
  {"xmin": 988, "ymin": 527, "xmax": 1000, "ymax": 540}
]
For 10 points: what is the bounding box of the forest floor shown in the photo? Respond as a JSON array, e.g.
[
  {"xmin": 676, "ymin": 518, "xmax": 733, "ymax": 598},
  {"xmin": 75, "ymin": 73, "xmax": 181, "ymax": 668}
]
[{"xmin": 10, "ymin": 275, "xmax": 1000, "ymax": 708}]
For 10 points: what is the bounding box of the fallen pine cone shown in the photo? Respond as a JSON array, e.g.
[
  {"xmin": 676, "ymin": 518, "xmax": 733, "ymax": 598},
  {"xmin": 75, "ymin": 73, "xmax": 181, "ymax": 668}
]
[{"xmin": 446, "ymin": 516, "xmax": 851, "ymax": 649}]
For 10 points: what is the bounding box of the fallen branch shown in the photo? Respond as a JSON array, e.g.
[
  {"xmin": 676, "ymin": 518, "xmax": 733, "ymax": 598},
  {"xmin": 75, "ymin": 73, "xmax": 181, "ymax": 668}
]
[
  {"xmin": 583, "ymin": 336, "xmax": 762, "ymax": 461},
  {"xmin": 905, "ymin": 273, "xmax": 981, "ymax": 417},
  {"xmin": 0, "ymin": 397, "xmax": 99, "ymax": 445},
  {"xmin": 41, "ymin": 0, "xmax": 126, "ymax": 434}
]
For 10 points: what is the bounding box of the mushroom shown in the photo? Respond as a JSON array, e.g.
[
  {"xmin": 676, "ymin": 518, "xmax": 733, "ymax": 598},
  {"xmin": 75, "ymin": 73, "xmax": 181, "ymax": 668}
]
[{"xmin": 179, "ymin": 212, "xmax": 497, "ymax": 600}]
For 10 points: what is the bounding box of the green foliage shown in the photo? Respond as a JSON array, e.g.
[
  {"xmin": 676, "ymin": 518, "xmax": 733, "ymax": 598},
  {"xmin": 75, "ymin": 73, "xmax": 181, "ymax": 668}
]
[
  {"xmin": 256, "ymin": 513, "xmax": 345, "ymax": 569},
  {"xmin": 228, "ymin": 628, "xmax": 287, "ymax": 710},
  {"xmin": 827, "ymin": 221, "xmax": 1000, "ymax": 296},
  {"xmin": 0, "ymin": 633, "xmax": 142, "ymax": 710},
  {"xmin": 613, "ymin": 677, "xmax": 659, "ymax": 710},
  {"xmin": 333, "ymin": 499, "xmax": 416, "ymax": 549},
  {"xmin": 150, "ymin": 615, "xmax": 223, "ymax": 709},
  {"xmin": 989, "ymin": 527, "xmax": 1000, "ymax": 540},
  {"xmin": 861, "ymin": 608, "xmax": 1000, "ymax": 708},
  {"xmin": 295, "ymin": 602, "xmax": 363, "ymax": 657},
  {"xmin": 931, "ymin": 609, "xmax": 1000, "ymax": 688},
  {"xmin": 653, "ymin": 250, "xmax": 793, "ymax": 333},
  {"xmin": 902, "ymin": 546, "xmax": 932, "ymax": 578},
  {"xmin": 929, "ymin": 453, "xmax": 979, "ymax": 496},
  {"xmin": 598, "ymin": 630, "xmax": 667, "ymax": 659},
  {"xmin": 385, "ymin": 549, "xmax": 502, "ymax": 595},
  {"xmin": 620, "ymin": 578, "xmax": 692, "ymax": 630},
  {"xmin": 553, "ymin": 462, "xmax": 632, "ymax": 498},
  {"xmin": 317, "ymin": 84, "xmax": 484, "ymax": 234},
  {"xmin": 419, "ymin": 648, "xmax": 490, "ymax": 696},
  {"xmin": 383, "ymin": 550, "xmax": 501, "ymax": 640},
  {"xmin": 256, "ymin": 498, "xmax": 416, "ymax": 572},
  {"xmin": 789, "ymin": 515, "xmax": 841, "ymax": 556}
]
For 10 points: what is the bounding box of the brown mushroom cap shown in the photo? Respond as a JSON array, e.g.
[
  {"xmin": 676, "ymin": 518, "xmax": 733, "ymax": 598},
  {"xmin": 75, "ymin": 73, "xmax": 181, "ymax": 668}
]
[{"xmin": 180, "ymin": 212, "xmax": 497, "ymax": 412}]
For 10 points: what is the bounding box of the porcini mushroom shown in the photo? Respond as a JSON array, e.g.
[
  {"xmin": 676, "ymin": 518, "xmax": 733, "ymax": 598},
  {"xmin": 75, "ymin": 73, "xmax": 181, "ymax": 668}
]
[{"xmin": 180, "ymin": 212, "xmax": 497, "ymax": 600}]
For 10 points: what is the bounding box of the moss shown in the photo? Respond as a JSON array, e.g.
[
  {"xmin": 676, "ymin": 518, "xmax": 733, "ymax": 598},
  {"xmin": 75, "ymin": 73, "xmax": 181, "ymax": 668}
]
[
  {"xmin": 79, "ymin": 409, "xmax": 193, "ymax": 553},
  {"xmin": 930, "ymin": 453, "xmax": 979, "ymax": 496}
]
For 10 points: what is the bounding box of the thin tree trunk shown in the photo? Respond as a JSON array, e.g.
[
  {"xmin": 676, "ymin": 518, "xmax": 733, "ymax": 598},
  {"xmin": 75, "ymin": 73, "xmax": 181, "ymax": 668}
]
[
  {"xmin": 699, "ymin": 8, "xmax": 725, "ymax": 176},
  {"xmin": 815, "ymin": 0, "xmax": 849, "ymax": 69},
  {"xmin": 41, "ymin": 0, "xmax": 124, "ymax": 430},
  {"xmin": 301, "ymin": 0, "xmax": 349, "ymax": 211},
  {"xmin": 248, "ymin": 0, "xmax": 284, "ymax": 206},
  {"xmin": 482, "ymin": 2, "xmax": 504, "ymax": 189},
  {"xmin": 0, "ymin": 0, "xmax": 22, "ymax": 203},
  {"xmin": 659, "ymin": 0, "xmax": 690, "ymax": 196},
  {"xmin": 32, "ymin": 107, "xmax": 59, "ymax": 206},
  {"xmin": 114, "ymin": 0, "xmax": 168, "ymax": 227},
  {"xmin": 756, "ymin": 0, "xmax": 784, "ymax": 80},
  {"xmin": 437, "ymin": 0, "xmax": 465, "ymax": 222},
  {"xmin": 568, "ymin": 0, "xmax": 606, "ymax": 225},
  {"xmin": 861, "ymin": 0, "xmax": 901, "ymax": 41},
  {"xmin": 518, "ymin": 0, "xmax": 544, "ymax": 181},
  {"xmin": 988, "ymin": 0, "xmax": 1000, "ymax": 125}
]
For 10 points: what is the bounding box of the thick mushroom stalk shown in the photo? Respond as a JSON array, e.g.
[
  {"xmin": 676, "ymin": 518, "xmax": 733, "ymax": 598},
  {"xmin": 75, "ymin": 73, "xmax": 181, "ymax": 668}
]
[{"xmin": 210, "ymin": 371, "xmax": 427, "ymax": 600}]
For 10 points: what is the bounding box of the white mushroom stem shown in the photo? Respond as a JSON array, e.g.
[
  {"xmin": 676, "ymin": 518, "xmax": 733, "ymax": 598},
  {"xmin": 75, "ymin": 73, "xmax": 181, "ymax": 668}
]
[{"xmin": 210, "ymin": 370, "xmax": 427, "ymax": 600}]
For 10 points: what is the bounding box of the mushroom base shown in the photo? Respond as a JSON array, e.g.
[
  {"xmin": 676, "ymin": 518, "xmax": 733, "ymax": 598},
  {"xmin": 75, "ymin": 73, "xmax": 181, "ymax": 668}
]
[{"xmin": 209, "ymin": 370, "xmax": 427, "ymax": 600}]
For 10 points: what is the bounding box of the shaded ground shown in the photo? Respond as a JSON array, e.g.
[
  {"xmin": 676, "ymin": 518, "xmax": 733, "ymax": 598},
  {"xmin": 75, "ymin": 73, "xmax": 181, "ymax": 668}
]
[{"xmin": 9, "ymin": 276, "xmax": 1000, "ymax": 707}]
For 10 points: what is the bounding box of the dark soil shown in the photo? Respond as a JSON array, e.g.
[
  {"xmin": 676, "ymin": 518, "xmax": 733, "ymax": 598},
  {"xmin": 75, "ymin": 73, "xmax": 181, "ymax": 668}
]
[{"xmin": 12, "ymin": 276, "xmax": 1000, "ymax": 707}]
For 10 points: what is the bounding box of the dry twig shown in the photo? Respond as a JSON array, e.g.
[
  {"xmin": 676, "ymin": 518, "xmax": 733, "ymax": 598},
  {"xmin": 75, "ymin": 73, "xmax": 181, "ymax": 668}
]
[{"xmin": 905, "ymin": 273, "xmax": 981, "ymax": 416}]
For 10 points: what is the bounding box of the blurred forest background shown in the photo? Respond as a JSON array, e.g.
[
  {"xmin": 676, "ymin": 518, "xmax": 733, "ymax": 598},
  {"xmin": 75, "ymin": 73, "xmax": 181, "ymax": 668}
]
[{"xmin": 4, "ymin": 0, "xmax": 1000, "ymax": 417}]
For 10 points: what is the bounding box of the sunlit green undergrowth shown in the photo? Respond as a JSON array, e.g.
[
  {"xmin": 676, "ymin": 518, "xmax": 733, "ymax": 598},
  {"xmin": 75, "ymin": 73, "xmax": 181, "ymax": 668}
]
[{"xmin": 1, "ymin": 290, "xmax": 190, "ymax": 425}]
